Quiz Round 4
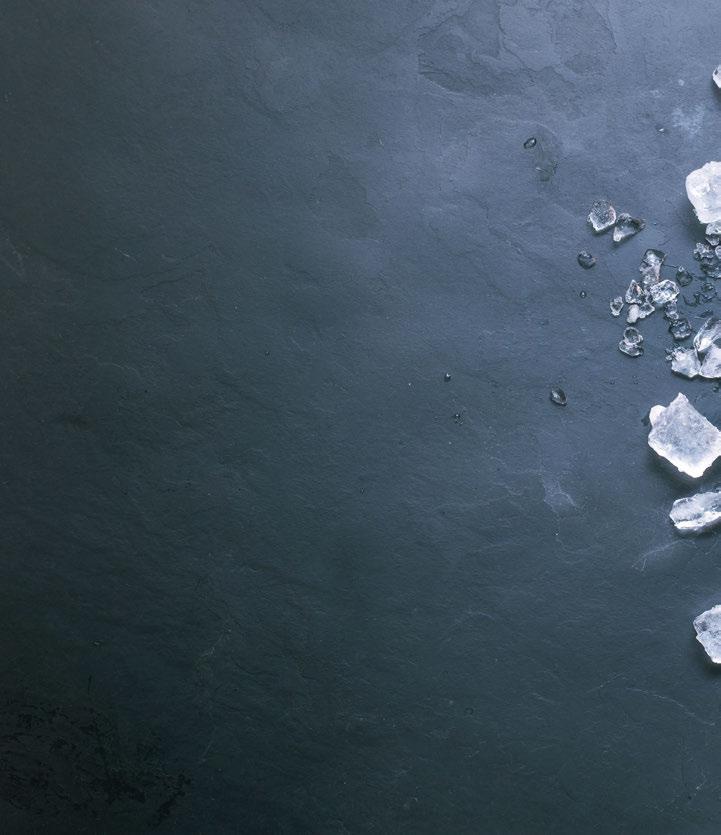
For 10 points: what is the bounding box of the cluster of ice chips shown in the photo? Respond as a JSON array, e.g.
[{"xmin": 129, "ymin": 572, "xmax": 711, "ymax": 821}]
[{"xmin": 582, "ymin": 146, "xmax": 721, "ymax": 662}]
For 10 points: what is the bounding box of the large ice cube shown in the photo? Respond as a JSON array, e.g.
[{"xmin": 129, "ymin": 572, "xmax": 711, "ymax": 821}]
[
  {"xmin": 647, "ymin": 392, "xmax": 721, "ymax": 478},
  {"xmin": 671, "ymin": 490, "xmax": 721, "ymax": 533},
  {"xmin": 686, "ymin": 162, "xmax": 721, "ymax": 224}
]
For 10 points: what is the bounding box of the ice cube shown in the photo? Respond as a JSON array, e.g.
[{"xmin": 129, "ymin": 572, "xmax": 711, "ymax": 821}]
[
  {"xmin": 672, "ymin": 490, "xmax": 721, "ymax": 533},
  {"xmin": 587, "ymin": 200, "xmax": 616, "ymax": 233},
  {"xmin": 647, "ymin": 392, "xmax": 721, "ymax": 478},
  {"xmin": 669, "ymin": 346, "xmax": 701, "ymax": 379},
  {"xmin": 664, "ymin": 301, "xmax": 679, "ymax": 322},
  {"xmin": 693, "ymin": 605, "xmax": 721, "ymax": 663},
  {"xmin": 610, "ymin": 296, "xmax": 624, "ymax": 317},
  {"xmin": 626, "ymin": 304, "xmax": 640, "ymax": 324},
  {"xmin": 613, "ymin": 213, "xmax": 645, "ymax": 242},
  {"xmin": 625, "ymin": 280, "xmax": 646, "ymax": 305},
  {"xmin": 686, "ymin": 162, "xmax": 721, "ymax": 224}
]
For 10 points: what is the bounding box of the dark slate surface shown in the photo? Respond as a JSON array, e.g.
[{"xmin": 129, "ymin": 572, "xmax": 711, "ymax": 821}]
[{"xmin": 3, "ymin": 1, "xmax": 721, "ymax": 832}]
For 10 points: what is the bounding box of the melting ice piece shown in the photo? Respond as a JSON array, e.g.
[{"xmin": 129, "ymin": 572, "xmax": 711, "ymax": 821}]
[
  {"xmin": 676, "ymin": 266, "xmax": 693, "ymax": 287},
  {"xmin": 587, "ymin": 200, "xmax": 616, "ymax": 233},
  {"xmin": 637, "ymin": 300, "xmax": 655, "ymax": 319},
  {"xmin": 669, "ymin": 318, "xmax": 693, "ymax": 341},
  {"xmin": 610, "ymin": 296, "xmax": 624, "ymax": 317},
  {"xmin": 550, "ymin": 387, "xmax": 567, "ymax": 406},
  {"xmin": 647, "ymin": 392, "xmax": 721, "ymax": 478},
  {"xmin": 714, "ymin": 66, "xmax": 721, "ymax": 89},
  {"xmin": 626, "ymin": 304, "xmax": 640, "ymax": 324},
  {"xmin": 664, "ymin": 301, "xmax": 679, "ymax": 322},
  {"xmin": 577, "ymin": 250, "xmax": 596, "ymax": 269},
  {"xmin": 671, "ymin": 491, "xmax": 721, "ymax": 534},
  {"xmin": 649, "ymin": 280, "xmax": 680, "ymax": 305},
  {"xmin": 669, "ymin": 346, "xmax": 701, "ymax": 379},
  {"xmin": 686, "ymin": 162, "xmax": 721, "ymax": 224},
  {"xmin": 619, "ymin": 326, "xmax": 643, "ymax": 357},
  {"xmin": 613, "ymin": 213, "xmax": 645, "ymax": 242},
  {"xmin": 693, "ymin": 605, "xmax": 721, "ymax": 663},
  {"xmin": 639, "ymin": 248, "xmax": 666, "ymax": 285}
]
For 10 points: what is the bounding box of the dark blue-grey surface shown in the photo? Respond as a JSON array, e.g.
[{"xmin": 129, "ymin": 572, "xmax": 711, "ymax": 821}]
[{"xmin": 3, "ymin": 1, "xmax": 721, "ymax": 831}]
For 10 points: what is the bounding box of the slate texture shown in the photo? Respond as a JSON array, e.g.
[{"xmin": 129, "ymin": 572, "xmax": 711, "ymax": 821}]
[{"xmin": 2, "ymin": 1, "xmax": 721, "ymax": 832}]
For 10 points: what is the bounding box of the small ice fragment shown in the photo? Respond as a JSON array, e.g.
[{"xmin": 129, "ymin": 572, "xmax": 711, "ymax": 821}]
[
  {"xmin": 577, "ymin": 250, "xmax": 596, "ymax": 269},
  {"xmin": 443, "ymin": 372, "xmax": 451, "ymax": 382},
  {"xmin": 523, "ymin": 137, "xmax": 537, "ymax": 149},
  {"xmin": 676, "ymin": 267, "xmax": 693, "ymax": 286},
  {"xmin": 669, "ymin": 318, "xmax": 693, "ymax": 341},
  {"xmin": 613, "ymin": 213, "xmax": 645, "ymax": 242},
  {"xmin": 700, "ymin": 345, "xmax": 721, "ymax": 379},
  {"xmin": 671, "ymin": 491, "xmax": 721, "ymax": 533},
  {"xmin": 637, "ymin": 300, "xmax": 655, "ymax": 319},
  {"xmin": 664, "ymin": 301, "xmax": 679, "ymax": 322},
  {"xmin": 693, "ymin": 605, "xmax": 721, "ymax": 663},
  {"xmin": 619, "ymin": 326, "xmax": 643, "ymax": 357},
  {"xmin": 669, "ymin": 346, "xmax": 701, "ymax": 379},
  {"xmin": 649, "ymin": 280, "xmax": 680, "ymax": 305},
  {"xmin": 626, "ymin": 304, "xmax": 640, "ymax": 324},
  {"xmin": 686, "ymin": 162, "xmax": 721, "ymax": 224},
  {"xmin": 639, "ymin": 248, "xmax": 666, "ymax": 285},
  {"xmin": 550, "ymin": 387, "xmax": 567, "ymax": 406},
  {"xmin": 610, "ymin": 296, "xmax": 624, "ymax": 317},
  {"xmin": 625, "ymin": 280, "xmax": 646, "ymax": 304},
  {"xmin": 587, "ymin": 200, "xmax": 617, "ymax": 233},
  {"xmin": 647, "ymin": 392, "xmax": 721, "ymax": 478},
  {"xmin": 714, "ymin": 66, "xmax": 721, "ymax": 89}
]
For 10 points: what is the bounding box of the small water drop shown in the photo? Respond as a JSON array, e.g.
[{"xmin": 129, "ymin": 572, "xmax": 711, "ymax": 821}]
[
  {"xmin": 523, "ymin": 137, "xmax": 537, "ymax": 149},
  {"xmin": 550, "ymin": 387, "xmax": 567, "ymax": 406},
  {"xmin": 443, "ymin": 372, "xmax": 452, "ymax": 382},
  {"xmin": 579, "ymin": 290, "xmax": 587, "ymax": 298}
]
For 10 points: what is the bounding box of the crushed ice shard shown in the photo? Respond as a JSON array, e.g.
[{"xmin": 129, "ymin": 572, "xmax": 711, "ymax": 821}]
[
  {"xmin": 613, "ymin": 213, "xmax": 645, "ymax": 242},
  {"xmin": 676, "ymin": 267, "xmax": 693, "ymax": 287},
  {"xmin": 619, "ymin": 326, "xmax": 643, "ymax": 357},
  {"xmin": 647, "ymin": 392, "xmax": 721, "ymax": 478},
  {"xmin": 649, "ymin": 280, "xmax": 680, "ymax": 305},
  {"xmin": 693, "ymin": 605, "xmax": 721, "ymax": 663},
  {"xmin": 668, "ymin": 346, "xmax": 701, "ymax": 379},
  {"xmin": 577, "ymin": 250, "xmax": 596, "ymax": 269},
  {"xmin": 714, "ymin": 66, "xmax": 721, "ymax": 89},
  {"xmin": 671, "ymin": 490, "xmax": 721, "ymax": 534},
  {"xmin": 693, "ymin": 316, "xmax": 721, "ymax": 379},
  {"xmin": 587, "ymin": 200, "xmax": 616, "ymax": 233},
  {"xmin": 639, "ymin": 249, "xmax": 666, "ymax": 286},
  {"xmin": 610, "ymin": 296, "xmax": 624, "ymax": 317},
  {"xmin": 669, "ymin": 318, "xmax": 693, "ymax": 341},
  {"xmin": 686, "ymin": 162, "xmax": 721, "ymax": 223}
]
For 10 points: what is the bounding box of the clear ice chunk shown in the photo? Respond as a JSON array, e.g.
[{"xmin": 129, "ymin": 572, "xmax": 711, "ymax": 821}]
[
  {"xmin": 672, "ymin": 491, "xmax": 721, "ymax": 533},
  {"xmin": 693, "ymin": 316, "xmax": 721, "ymax": 354},
  {"xmin": 669, "ymin": 346, "xmax": 701, "ymax": 379},
  {"xmin": 686, "ymin": 162, "xmax": 721, "ymax": 224},
  {"xmin": 587, "ymin": 200, "xmax": 616, "ymax": 233},
  {"xmin": 637, "ymin": 300, "xmax": 655, "ymax": 319},
  {"xmin": 610, "ymin": 296, "xmax": 624, "ymax": 317},
  {"xmin": 669, "ymin": 318, "xmax": 693, "ymax": 341},
  {"xmin": 664, "ymin": 300, "xmax": 679, "ymax": 322},
  {"xmin": 613, "ymin": 213, "xmax": 645, "ymax": 242},
  {"xmin": 649, "ymin": 280, "xmax": 680, "ymax": 305},
  {"xmin": 693, "ymin": 605, "xmax": 721, "ymax": 663},
  {"xmin": 708, "ymin": 221, "xmax": 721, "ymax": 236},
  {"xmin": 577, "ymin": 250, "xmax": 596, "ymax": 269},
  {"xmin": 700, "ymin": 345, "xmax": 721, "ymax": 379},
  {"xmin": 626, "ymin": 304, "xmax": 640, "ymax": 324},
  {"xmin": 647, "ymin": 392, "xmax": 721, "ymax": 478},
  {"xmin": 714, "ymin": 66, "xmax": 721, "ymax": 89},
  {"xmin": 550, "ymin": 387, "xmax": 567, "ymax": 406},
  {"xmin": 619, "ymin": 326, "xmax": 643, "ymax": 357},
  {"xmin": 639, "ymin": 248, "xmax": 666, "ymax": 286}
]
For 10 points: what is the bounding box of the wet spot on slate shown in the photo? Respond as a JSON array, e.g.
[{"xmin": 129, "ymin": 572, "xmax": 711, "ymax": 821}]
[{"xmin": 0, "ymin": 695, "xmax": 189, "ymax": 828}]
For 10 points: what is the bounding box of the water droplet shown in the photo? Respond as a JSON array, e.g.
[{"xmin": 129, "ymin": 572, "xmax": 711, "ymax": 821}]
[
  {"xmin": 453, "ymin": 412, "xmax": 463, "ymax": 424},
  {"xmin": 443, "ymin": 372, "xmax": 452, "ymax": 382},
  {"xmin": 577, "ymin": 251, "xmax": 596, "ymax": 269},
  {"xmin": 579, "ymin": 290, "xmax": 587, "ymax": 298},
  {"xmin": 523, "ymin": 137, "xmax": 537, "ymax": 149},
  {"xmin": 550, "ymin": 387, "xmax": 567, "ymax": 406}
]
